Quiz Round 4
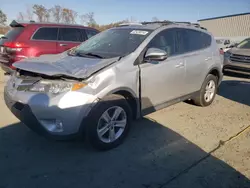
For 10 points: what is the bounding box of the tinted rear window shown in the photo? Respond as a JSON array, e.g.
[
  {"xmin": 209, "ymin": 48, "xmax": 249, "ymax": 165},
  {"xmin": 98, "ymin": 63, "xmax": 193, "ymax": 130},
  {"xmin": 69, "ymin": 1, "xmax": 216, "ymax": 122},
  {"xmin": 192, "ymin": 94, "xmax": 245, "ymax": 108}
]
[
  {"xmin": 32, "ymin": 27, "xmax": 58, "ymax": 41},
  {"xmin": 4, "ymin": 27, "xmax": 24, "ymax": 40},
  {"xmin": 59, "ymin": 28, "xmax": 83, "ymax": 42},
  {"xmin": 182, "ymin": 29, "xmax": 211, "ymax": 52}
]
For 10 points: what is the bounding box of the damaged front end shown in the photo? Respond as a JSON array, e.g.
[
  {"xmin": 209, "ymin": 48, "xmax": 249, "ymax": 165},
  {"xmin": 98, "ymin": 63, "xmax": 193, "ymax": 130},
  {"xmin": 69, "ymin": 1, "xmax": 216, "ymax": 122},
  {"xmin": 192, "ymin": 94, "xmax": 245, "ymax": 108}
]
[
  {"xmin": 10, "ymin": 69, "xmax": 88, "ymax": 95},
  {"xmin": 12, "ymin": 52, "xmax": 120, "ymax": 79}
]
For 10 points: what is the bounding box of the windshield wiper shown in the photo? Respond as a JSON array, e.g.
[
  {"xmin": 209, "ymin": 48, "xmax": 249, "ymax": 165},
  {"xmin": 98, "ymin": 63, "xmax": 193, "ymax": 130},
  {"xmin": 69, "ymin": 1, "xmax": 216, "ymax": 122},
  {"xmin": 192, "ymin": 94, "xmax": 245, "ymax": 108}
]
[
  {"xmin": 76, "ymin": 52, "xmax": 104, "ymax": 59},
  {"xmin": 0, "ymin": 36, "xmax": 7, "ymax": 39}
]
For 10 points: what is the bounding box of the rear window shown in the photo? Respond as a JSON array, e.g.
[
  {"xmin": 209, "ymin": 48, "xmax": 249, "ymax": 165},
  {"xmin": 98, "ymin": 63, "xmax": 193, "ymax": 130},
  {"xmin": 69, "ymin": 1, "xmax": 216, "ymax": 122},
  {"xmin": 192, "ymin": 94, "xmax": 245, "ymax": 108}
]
[
  {"xmin": 32, "ymin": 27, "xmax": 58, "ymax": 41},
  {"xmin": 4, "ymin": 27, "xmax": 24, "ymax": 40}
]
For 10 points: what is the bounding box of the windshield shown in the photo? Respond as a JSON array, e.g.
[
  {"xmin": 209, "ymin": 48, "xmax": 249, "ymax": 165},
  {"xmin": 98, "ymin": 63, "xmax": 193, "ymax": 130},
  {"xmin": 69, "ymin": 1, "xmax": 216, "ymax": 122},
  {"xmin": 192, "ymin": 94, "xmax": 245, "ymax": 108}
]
[
  {"xmin": 237, "ymin": 38, "xmax": 250, "ymax": 49},
  {"xmin": 73, "ymin": 28, "xmax": 152, "ymax": 58}
]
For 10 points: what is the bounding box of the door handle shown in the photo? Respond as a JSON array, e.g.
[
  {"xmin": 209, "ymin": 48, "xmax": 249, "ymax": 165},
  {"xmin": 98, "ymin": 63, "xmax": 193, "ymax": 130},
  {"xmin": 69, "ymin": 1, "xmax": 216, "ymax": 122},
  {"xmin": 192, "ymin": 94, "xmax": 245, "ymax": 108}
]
[
  {"xmin": 175, "ymin": 62, "xmax": 184, "ymax": 68},
  {"xmin": 59, "ymin": 43, "xmax": 68, "ymax": 47},
  {"xmin": 205, "ymin": 57, "xmax": 212, "ymax": 61}
]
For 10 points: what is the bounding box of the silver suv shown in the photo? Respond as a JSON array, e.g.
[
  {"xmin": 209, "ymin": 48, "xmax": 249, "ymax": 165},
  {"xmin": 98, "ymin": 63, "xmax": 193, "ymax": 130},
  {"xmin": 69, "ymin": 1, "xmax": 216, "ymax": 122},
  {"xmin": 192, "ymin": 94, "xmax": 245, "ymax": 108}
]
[
  {"xmin": 4, "ymin": 21, "xmax": 223, "ymax": 150},
  {"xmin": 223, "ymin": 37, "xmax": 250, "ymax": 74}
]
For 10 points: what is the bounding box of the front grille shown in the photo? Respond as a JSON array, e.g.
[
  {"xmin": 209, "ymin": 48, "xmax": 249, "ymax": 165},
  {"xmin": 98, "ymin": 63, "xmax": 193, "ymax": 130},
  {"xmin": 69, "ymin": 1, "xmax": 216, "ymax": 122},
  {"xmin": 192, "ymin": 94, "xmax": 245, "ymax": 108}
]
[{"xmin": 230, "ymin": 54, "xmax": 250, "ymax": 64}]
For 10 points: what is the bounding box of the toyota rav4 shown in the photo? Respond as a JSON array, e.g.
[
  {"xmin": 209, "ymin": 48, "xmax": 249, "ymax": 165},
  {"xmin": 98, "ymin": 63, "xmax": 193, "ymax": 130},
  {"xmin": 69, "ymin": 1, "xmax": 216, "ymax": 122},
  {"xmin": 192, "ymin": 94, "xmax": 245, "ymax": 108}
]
[{"xmin": 4, "ymin": 21, "xmax": 223, "ymax": 150}]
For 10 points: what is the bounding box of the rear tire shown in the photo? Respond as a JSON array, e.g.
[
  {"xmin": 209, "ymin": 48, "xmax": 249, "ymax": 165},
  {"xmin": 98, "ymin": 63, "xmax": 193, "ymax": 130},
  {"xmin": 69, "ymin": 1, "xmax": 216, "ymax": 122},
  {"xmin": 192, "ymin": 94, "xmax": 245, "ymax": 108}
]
[
  {"xmin": 193, "ymin": 74, "xmax": 218, "ymax": 107},
  {"xmin": 85, "ymin": 94, "xmax": 132, "ymax": 151}
]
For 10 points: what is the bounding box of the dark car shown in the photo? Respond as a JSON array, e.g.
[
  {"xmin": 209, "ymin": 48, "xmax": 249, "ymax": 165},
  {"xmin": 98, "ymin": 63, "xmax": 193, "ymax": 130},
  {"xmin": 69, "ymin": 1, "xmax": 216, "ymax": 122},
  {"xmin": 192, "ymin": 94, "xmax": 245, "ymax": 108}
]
[
  {"xmin": 0, "ymin": 20, "xmax": 99, "ymax": 74},
  {"xmin": 223, "ymin": 37, "xmax": 250, "ymax": 75}
]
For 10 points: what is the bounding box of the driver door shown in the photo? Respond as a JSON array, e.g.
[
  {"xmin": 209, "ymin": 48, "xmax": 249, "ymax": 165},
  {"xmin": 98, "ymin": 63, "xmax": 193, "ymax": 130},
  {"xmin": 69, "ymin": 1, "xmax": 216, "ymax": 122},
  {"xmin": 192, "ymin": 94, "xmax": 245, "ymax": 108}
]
[{"xmin": 140, "ymin": 28, "xmax": 186, "ymax": 112}]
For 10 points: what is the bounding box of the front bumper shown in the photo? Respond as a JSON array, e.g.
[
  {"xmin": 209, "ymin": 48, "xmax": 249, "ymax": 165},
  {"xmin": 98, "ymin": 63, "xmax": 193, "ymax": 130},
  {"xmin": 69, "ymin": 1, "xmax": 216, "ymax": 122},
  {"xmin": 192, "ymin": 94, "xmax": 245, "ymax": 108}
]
[
  {"xmin": 4, "ymin": 92, "xmax": 78, "ymax": 140},
  {"xmin": 4, "ymin": 87, "xmax": 98, "ymax": 139},
  {"xmin": 223, "ymin": 58, "xmax": 250, "ymax": 74}
]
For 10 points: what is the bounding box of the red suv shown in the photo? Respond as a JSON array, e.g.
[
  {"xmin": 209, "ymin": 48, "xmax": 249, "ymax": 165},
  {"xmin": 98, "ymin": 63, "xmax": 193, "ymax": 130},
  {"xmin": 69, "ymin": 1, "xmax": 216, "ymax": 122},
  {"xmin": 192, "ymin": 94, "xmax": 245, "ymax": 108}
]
[{"xmin": 0, "ymin": 20, "xmax": 99, "ymax": 73}]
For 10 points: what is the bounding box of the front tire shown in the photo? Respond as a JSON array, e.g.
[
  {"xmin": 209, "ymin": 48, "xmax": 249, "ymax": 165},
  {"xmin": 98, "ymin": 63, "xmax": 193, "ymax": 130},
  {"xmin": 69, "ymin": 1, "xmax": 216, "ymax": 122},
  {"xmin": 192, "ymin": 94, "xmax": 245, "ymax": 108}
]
[
  {"xmin": 86, "ymin": 94, "xmax": 132, "ymax": 150},
  {"xmin": 193, "ymin": 74, "xmax": 218, "ymax": 107}
]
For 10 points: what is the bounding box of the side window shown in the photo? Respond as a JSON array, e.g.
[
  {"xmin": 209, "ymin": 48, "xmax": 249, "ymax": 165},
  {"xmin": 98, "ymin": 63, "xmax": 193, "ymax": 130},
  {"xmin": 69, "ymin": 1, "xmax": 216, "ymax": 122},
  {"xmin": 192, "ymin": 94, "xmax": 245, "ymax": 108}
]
[
  {"xmin": 85, "ymin": 29, "xmax": 99, "ymax": 39},
  {"xmin": 181, "ymin": 29, "xmax": 211, "ymax": 52},
  {"xmin": 59, "ymin": 28, "xmax": 83, "ymax": 42},
  {"xmin": 186, "ymin": 30, "xmax": 202, "ymax": 51},
  {"xmin": 148, "ymin": 29, "xmax": 176, "ymax": 56},
  {"xmin": 32, "ymin": 27, "xmax": 58, "ymax": 40},
  {"xmin": 175, "ymin": 28, "xmax": 187, "ymax": 54},
  {"xmin": 80, "ymin": 29, "xmax": 87, "ymax": 41},
  {"xmin": 200, "ymin": 32, "xmax": 211, "ymax": 48}
]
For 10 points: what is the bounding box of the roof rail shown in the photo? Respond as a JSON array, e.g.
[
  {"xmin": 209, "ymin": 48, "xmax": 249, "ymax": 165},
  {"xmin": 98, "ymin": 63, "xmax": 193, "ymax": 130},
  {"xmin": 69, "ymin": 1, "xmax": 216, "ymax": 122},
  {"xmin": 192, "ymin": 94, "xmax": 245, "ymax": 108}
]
[
  {"xmin": 118, "ymin": 22, "xmax": 142, "ymax": 27},
  {"xmin": 141, "ymin": 20, "xmax": 173, "ymax": 25},
  {"xmin": 174, "ymin": 22, "xmax": 207, "ymax": 30},
  {"xmin": 117, "ymin": 20, "xmax": 208, "ymax": 30},
  {"xmin": 174, "ymin": 21, "xmax": 191, "ymax": 24}
]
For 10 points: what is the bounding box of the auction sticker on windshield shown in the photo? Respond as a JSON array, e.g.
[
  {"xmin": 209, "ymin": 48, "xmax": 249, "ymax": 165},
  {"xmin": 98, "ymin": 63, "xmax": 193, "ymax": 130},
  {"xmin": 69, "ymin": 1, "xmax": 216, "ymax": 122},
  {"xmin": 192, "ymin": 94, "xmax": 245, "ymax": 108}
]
[{"xmin": 130, "ymin": 30, "xmax": 149, "ymax": 35}]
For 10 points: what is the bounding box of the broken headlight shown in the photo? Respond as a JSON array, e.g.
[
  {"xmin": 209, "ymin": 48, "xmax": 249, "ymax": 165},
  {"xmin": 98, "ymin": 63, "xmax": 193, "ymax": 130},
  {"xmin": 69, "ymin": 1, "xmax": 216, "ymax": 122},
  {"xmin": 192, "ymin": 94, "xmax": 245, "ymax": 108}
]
[{"xmin": 28, "ymin": 80, "xmax": 87, "ymax": 94}]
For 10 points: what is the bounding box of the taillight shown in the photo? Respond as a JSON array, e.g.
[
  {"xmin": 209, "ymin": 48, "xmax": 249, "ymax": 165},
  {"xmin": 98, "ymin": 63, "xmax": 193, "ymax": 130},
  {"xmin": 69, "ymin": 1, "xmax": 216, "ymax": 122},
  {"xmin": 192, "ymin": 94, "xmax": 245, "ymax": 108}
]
[
  {"xmin": 4, "ymin": 42, "xmax": 28, "ymax": 53},
  {"xmin": 219, "ymin": 48, "xmax": 224, "ymax": 55}
]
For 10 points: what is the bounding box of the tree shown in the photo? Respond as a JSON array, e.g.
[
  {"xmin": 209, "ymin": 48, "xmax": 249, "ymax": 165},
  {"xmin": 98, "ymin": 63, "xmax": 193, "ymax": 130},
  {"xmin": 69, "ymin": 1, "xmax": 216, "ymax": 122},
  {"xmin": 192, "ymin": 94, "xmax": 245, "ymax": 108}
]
[
  {"xmin": 0, "ymin": 9, "xmax": 7, "ymax": 25},
  {"xmin": 16, "ymin": 6, "xmax": 34, "ymax": 21},
  {"xmin": 33, "ymin": 4, "xmax": 48, "ymax": 22},
  {"xmin": 93, "ymin": 20, "xmax": 129, "ymax": 31},
  {"xmin": 62, "ymin": 8, "xmax": 77, "ymax": 24},
  {"xmin": 26, "ymin": 5, "xmax": 34, "ymax": 20},
  {"xmin": 44, "ymin": 9, "xmax": 51, "ymax": 22},
  {"xmin": 70, "ymin": 10, "xmax": 78, "ymax": 24},
  {"xmin": 17, "ymin": 12, "xmax": 25, "ymax": 21},
  {"xmin": 51, "ymin": 5, "xmax": 62, "ymax": 23},
  {"xmin": 80, "ymin": 12, "xmax": 96, "ymax": 26}
]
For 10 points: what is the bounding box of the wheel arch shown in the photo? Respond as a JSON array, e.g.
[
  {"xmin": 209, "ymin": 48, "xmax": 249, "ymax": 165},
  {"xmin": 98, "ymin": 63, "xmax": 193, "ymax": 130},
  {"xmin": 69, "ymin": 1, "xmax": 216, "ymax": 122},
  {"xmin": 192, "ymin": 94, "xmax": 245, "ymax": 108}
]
[
  {"xmin": 106, "ymin": 87, "xmax": 140, "ymax": 120},
  {"xmin": 207, "ymin": 67, "xmax": 222, "ymax": 84}
]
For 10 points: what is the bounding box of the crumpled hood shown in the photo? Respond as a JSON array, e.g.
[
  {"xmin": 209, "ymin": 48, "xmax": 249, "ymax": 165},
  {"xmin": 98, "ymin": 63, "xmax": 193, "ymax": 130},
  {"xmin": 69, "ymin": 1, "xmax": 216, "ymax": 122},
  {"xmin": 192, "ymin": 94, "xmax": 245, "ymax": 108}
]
[
  {"xmin": 229, "ymin": 48, "xmax": 250, "ymax": 56},
  {"xmin": 13, "ymin": 53, "xmax": 119, "ymax": 79}
]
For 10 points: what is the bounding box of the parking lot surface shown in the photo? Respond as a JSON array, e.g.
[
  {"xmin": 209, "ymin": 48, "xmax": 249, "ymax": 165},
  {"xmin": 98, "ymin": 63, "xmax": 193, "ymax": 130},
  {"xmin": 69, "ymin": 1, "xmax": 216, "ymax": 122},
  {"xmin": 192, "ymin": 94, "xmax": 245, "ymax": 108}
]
[{"xmin": 0, "ymin": 72, "xmax": 250, "ymax": 188}]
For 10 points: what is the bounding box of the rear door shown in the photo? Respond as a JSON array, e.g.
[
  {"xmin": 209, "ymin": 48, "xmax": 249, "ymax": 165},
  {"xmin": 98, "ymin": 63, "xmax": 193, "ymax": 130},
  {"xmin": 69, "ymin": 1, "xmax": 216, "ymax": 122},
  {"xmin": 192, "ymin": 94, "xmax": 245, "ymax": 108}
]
[
  {"xmin": 57, "ymin": 28, "xmax": 83, "ymax": 52},
  {"xmin": 30, "ymin": 27, "xmax": 59, "ymax": 56},
  {"xmin": 178, "ymin": 28, "xmax": 212, "ymax": 94}
]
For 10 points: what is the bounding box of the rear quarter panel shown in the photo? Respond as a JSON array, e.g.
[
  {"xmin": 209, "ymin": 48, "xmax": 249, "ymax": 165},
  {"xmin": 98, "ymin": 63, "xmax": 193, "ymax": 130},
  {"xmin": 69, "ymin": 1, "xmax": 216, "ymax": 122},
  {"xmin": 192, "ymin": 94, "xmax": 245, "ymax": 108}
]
[{"xmin": 205, "ymin": 38, "xmax": 223, "ymax": 83}]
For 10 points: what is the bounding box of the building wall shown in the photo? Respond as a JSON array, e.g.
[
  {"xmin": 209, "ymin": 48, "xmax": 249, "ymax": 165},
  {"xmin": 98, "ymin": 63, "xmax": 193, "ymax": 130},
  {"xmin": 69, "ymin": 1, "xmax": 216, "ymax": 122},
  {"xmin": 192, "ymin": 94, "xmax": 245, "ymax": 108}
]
[{"xmin": 199, "ymin": 14, "xmax": 250, "ymax": 37}]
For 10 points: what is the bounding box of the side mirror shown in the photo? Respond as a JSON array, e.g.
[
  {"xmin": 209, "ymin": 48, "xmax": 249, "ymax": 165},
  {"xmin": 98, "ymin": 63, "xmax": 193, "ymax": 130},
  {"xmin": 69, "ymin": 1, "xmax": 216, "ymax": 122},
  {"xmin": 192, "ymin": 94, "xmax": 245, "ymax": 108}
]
[{"xmin": 144, "ymin": 48, "xmax": 168, "ymax": 62}]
